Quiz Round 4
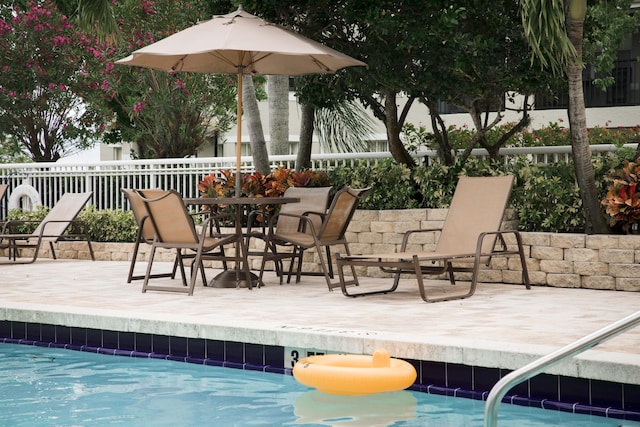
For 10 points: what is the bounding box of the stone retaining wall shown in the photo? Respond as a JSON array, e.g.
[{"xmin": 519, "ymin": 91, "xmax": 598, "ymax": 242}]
[{"xmin": 6, "ymin": 209, "xmax": 640, "ymax": 292}]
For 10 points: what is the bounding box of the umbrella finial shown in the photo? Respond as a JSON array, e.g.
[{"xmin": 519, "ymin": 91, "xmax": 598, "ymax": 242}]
[{"xmin": 237, "ymin": 4, "xmax": 244, "ymax": 11}]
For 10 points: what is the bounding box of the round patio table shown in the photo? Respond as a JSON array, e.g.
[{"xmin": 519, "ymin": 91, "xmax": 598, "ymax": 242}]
[{"xmin": 184, "ymin": 196, "xmax": 299, "ymax": 288}]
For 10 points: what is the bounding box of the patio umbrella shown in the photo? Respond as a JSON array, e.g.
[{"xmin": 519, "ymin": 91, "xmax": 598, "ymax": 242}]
[{"xmin": 116, "ymin": 6, "xmax": 366, "ymax": 196}]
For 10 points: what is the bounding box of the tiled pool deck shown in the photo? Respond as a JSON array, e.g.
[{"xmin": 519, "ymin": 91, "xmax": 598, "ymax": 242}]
[{"xmin": 1, "ymin": 259, "xmax": 640, "ymax": 417}]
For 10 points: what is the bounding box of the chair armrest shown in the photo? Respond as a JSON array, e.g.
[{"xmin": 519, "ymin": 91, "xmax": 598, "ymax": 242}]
[
  {"xmin": 1, "ymin": 219, "xmax": 43, "ymax": 235},
  {"xmin": 266, "ymin": 211, "xmax": 321, "ymax": 237},
  {"xmin": 38, "ymin": 219, "xmax": 87, "ymax": 238},
  {"xmin": 298, "ymin": 210, "xmax": 327, "ymax": 232},
  {"xmin": 400, "ymin": 228, "xmax": 442, "ymax": 250}
]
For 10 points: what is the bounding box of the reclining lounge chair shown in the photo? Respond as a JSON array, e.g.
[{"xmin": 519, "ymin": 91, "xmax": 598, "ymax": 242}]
[
  {"xmin": 0, "ymin": 192, "xmax": 95, "ymax": 264},
  {"xmin": 336, "ymin": 176, "xmax": 530, "ymax": 303}
]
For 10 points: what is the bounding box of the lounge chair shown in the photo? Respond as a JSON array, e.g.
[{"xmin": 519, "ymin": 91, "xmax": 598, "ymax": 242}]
[
  {"xmin": 258, "ymin": 187, "xmax": 370, "ymax": 290},
  {"xmin": 135, "ymin": 189, "xmax": 238, "ymax": 295},
  {"xmin": 336, "ymin": 176, "xmax": 530, "ymax": 303},
  {"xmin": 248, "ymin": 186, "xmax": 332, "ymax": 284},
  {"xmin": 0, "ymin": 192, "xmax": 95, "ymax": 264}
]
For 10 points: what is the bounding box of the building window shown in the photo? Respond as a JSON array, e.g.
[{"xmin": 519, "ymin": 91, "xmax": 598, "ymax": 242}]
[{"xmin": 535, "ymin": 50, "xmax": 640, "ymax": 110}]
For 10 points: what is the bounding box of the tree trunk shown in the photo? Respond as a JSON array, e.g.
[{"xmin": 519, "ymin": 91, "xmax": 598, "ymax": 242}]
[
  {"xmin": 424, "ymin": 99, "xmax": 455, "ymax": 166},
  {"xmin": 268, "ymin": 75, "xmax": 290, "ymax": 156},
  {"xmin": 242, "ymin": 75, "xmax": 270, "ymax": 175},
  {"xmin": 566, "ymin": 2, "xmax": 610, "ymax": 234},
  {"xmin": 384, "ymin": 92, "xmax": 415, "ymax": 167},
  {"xmin": 296, "ymin": 103, "xmax": 315, "ymax": 170}
]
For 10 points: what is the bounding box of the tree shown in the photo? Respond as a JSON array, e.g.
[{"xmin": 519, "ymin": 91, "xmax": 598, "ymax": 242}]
[
  {"xmin": 241, "ymin": 0, "xmax": 373, "ymax": 169},
  {"xmin": 101, "ymin": 0, "xmax": 237, "ymax": 159},
  {"xmin": 520, "ymin": 0, "xmax": 640, "ymax": 233},
  {"xmin": 0, "ymin": 1, "xmax": 112, "ymax": 162},
  {"xmin": 268, "ymin": 75, "xmax": 290, "ymax": 156},
  {"xmin": 420, "ymin": 1, "xmax": 556, "ymax": 166},
  {"xmin": 242, "ymin": 75, "xmax": 270, "ymax": 174},
  {"xmin": 55, "ymin": 0, "xmax": 118, "ymax": 38}
]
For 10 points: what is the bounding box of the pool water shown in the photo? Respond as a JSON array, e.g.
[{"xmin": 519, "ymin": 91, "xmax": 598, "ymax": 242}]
[{"xmin": 0, "ymin": 343, "xmax": 637, "ymax": 426}]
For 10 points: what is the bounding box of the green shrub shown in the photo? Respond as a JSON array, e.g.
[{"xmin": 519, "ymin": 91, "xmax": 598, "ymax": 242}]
[
  {"xmin": 5, "ymin": 205, "xmax": 137, "ymax": 242},
  {"xmin": 510, "ymin": 161, "xmax": 584, "ymax": 232},
  {"xmin": 327, "ymin": 159, "xmax": 419, "ymax": 209},
  {"xmin": 4, "ymin": 206, "xmax": 48, "ymax": 234},
  {"xmin": 77, "ymin": 206, "xmax": 137, "ymax": 242},
  {"xmin": 330, "ymin": 147, "xmax": 636, "ymax": 233}
]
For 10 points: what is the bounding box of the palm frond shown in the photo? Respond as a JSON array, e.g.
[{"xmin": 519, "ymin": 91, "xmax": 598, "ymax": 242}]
[
  {"xmin": 520, "ymin": 0, "xmax": 578, "ymax": 75},
  {"xmin": 314, "ymin": 102, "xmax": 375, "ymax": 153}
]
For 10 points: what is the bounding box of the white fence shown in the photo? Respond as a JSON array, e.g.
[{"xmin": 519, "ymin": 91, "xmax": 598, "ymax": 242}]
[{"xmin": 0, "ymin": 144, "xmax": 635, "ymax": 216}]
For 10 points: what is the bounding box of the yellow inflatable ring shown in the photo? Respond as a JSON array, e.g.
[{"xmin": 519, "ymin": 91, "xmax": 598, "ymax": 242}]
[{"xmin": 292, "ymin": 349, "xmax": 417, "ymax": 395}]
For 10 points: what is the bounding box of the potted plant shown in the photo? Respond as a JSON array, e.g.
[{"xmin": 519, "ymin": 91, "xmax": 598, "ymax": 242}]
[{"xmin": 602, "ymin": 158, "xmax": 640, "ymax": 234}]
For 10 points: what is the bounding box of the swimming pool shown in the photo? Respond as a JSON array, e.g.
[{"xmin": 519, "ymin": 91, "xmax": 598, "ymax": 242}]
[{"xmin": 0, "ymin": 343, "xmax": 637, "ymax": 426}]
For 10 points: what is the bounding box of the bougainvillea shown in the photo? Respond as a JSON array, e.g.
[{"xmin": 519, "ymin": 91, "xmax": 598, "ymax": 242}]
[{"xmin": 0, "ymin": 1, "xmax": 113, "ymax": 161}]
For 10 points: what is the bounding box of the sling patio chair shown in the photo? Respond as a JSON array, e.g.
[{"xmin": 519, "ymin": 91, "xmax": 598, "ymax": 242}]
[
  {"xmin": 258, "ymin": 187, "xmax": 370, "ymax": 290},
  {"xmin": 0, "ymin": 192, "xmax": 95, "ymax": 264},
  {"xmin": 122, "ymin": 188, "xmax": 180, "ymax": 284},
  {"xmin": 246, "ymin": 186, "xmax": 333, "ymax": 284},
  {"xmin": 336, "ymin": 175, "xmax": 530, "ymax": 303},
  {"xmin": 122, "ymin": 188, "xmax": 230, "ymax": 285},
  {"xmin": 135, "ymin": 189, "xmax": 238, "ymax": 295}
]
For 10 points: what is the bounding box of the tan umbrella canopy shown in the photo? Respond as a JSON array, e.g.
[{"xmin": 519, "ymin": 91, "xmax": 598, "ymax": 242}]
[{"xmin": 116, "ymin": 6, "xmax": 366, "ymax": 195}]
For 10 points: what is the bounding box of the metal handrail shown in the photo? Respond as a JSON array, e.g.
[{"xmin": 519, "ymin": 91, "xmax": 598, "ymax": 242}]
[{"xmin": 484, "ymin": 310, "xmax": 640, "ymax": 427}]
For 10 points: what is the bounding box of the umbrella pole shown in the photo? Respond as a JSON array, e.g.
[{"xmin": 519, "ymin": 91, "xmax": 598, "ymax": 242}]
[{"xmin": 235, "ymin": 71, "xmax": 243, "ymax": 198}]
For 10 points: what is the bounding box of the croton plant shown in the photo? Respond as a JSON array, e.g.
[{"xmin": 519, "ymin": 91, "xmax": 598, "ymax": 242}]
[
  {"xmin": 602, "ymin": 158, "xmax": 640, "ymax": 231},
  {"xmin": 197, "ymin": 166, "xmax": 331, "ymax": 224}
]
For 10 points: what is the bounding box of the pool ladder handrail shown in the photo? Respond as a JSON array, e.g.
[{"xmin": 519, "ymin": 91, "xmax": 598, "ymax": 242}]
[{"xmin": 484, "ymin": 310, "xmax": 640, "ymax": 427}]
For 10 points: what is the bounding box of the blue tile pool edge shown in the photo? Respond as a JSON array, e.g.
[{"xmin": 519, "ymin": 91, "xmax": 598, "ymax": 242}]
[{"xmin": 2, "ymin": 336, "xmax": 639, "ymax": 423}]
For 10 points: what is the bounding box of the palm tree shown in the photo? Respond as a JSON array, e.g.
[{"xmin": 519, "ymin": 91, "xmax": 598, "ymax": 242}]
[
  {"xmin": 268, "ymin": 75, "xmax": 290, "ymax": 156},
  {"xmin": 520, "ymin": 0, "xmax": 609, "ymax": 234},
  {"xmin": 55, "ymin": 0, "xmax": 117, "ymax": 38}
]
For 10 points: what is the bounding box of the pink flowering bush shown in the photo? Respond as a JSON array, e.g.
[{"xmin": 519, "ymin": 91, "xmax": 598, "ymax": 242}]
[{"xmin": 0, "ymin": 1, "xmax": 113, "ymax": 161}]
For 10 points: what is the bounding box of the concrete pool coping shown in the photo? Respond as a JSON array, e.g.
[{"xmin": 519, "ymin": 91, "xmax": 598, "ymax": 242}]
[{"xmin": 1, "ymin": 259, "xmax": 639, "ymax": 387}]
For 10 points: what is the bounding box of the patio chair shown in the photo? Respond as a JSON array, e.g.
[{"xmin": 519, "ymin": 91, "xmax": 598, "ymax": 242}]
[
  {"xmin": 258, "ymin": 187, "xmax": 370, "ymax": 290},
  {"xmin": 0, "ymin": 192, "xmax": 95, "ymax": 264},
  {"xmin": 122, "ymin": 188, "xmax": 179, "ymax": 283},
  {"xmin": 336, "ymin": 175, "xmax": 530, "ymax": 303},
  {"xmin": 123, "ymin": 188, "xmax": 231, "ymax": 285},
  {"xmin": 135, "ymin": 189, "xmax": 238, "ymax": 295},
  {"xmin": 246, "ymin": 186, "xmax": 333, "ymax": 284}
]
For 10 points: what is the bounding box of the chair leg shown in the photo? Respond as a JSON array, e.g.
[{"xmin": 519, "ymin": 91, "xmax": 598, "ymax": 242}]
[
  {"xmin": 187, "ymin": 250, "xmax": 203, "ymax": 296},
  {"xmin": 175, "ymin": 251, "xmax": 188, "ymax": 286},
  {"xmin": 294, "ymin": 247, "xmax": 305, "ymax": 283},
  {"xmin": 141, "ymin": 246, "xmax": 158, "ymax": 293},
  {"xmin": 127, "ymin": 239, "xmax": 142, "ymax": 283},
  {"xmin": 314, "ymin": 242, "xmax": 338, "ymax": 291},
  {"xmin": 325, "ymin": 246, "xmax": 334, "ymax": 278},
  {"xmin": 49, "ymin": 241, "xmax": 57, "ymax": 260},
  {"xmin": 514, "ymin": 231, "xmax": 531, "ymax": 289}
]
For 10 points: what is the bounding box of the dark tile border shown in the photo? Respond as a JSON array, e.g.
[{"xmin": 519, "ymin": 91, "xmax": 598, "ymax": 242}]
[{"xmin": 1, "ymin": 320, "xmax": 639, "ymax": 422}]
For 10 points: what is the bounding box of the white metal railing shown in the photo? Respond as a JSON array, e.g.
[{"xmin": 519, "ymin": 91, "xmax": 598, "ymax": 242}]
[
  {"xmin": 0, "ymin": 144, "xmax": 635, "ymax": 215},
  {"xmin": 484, "ymin": 310, "xmax": 640, "ymax": 427}
]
